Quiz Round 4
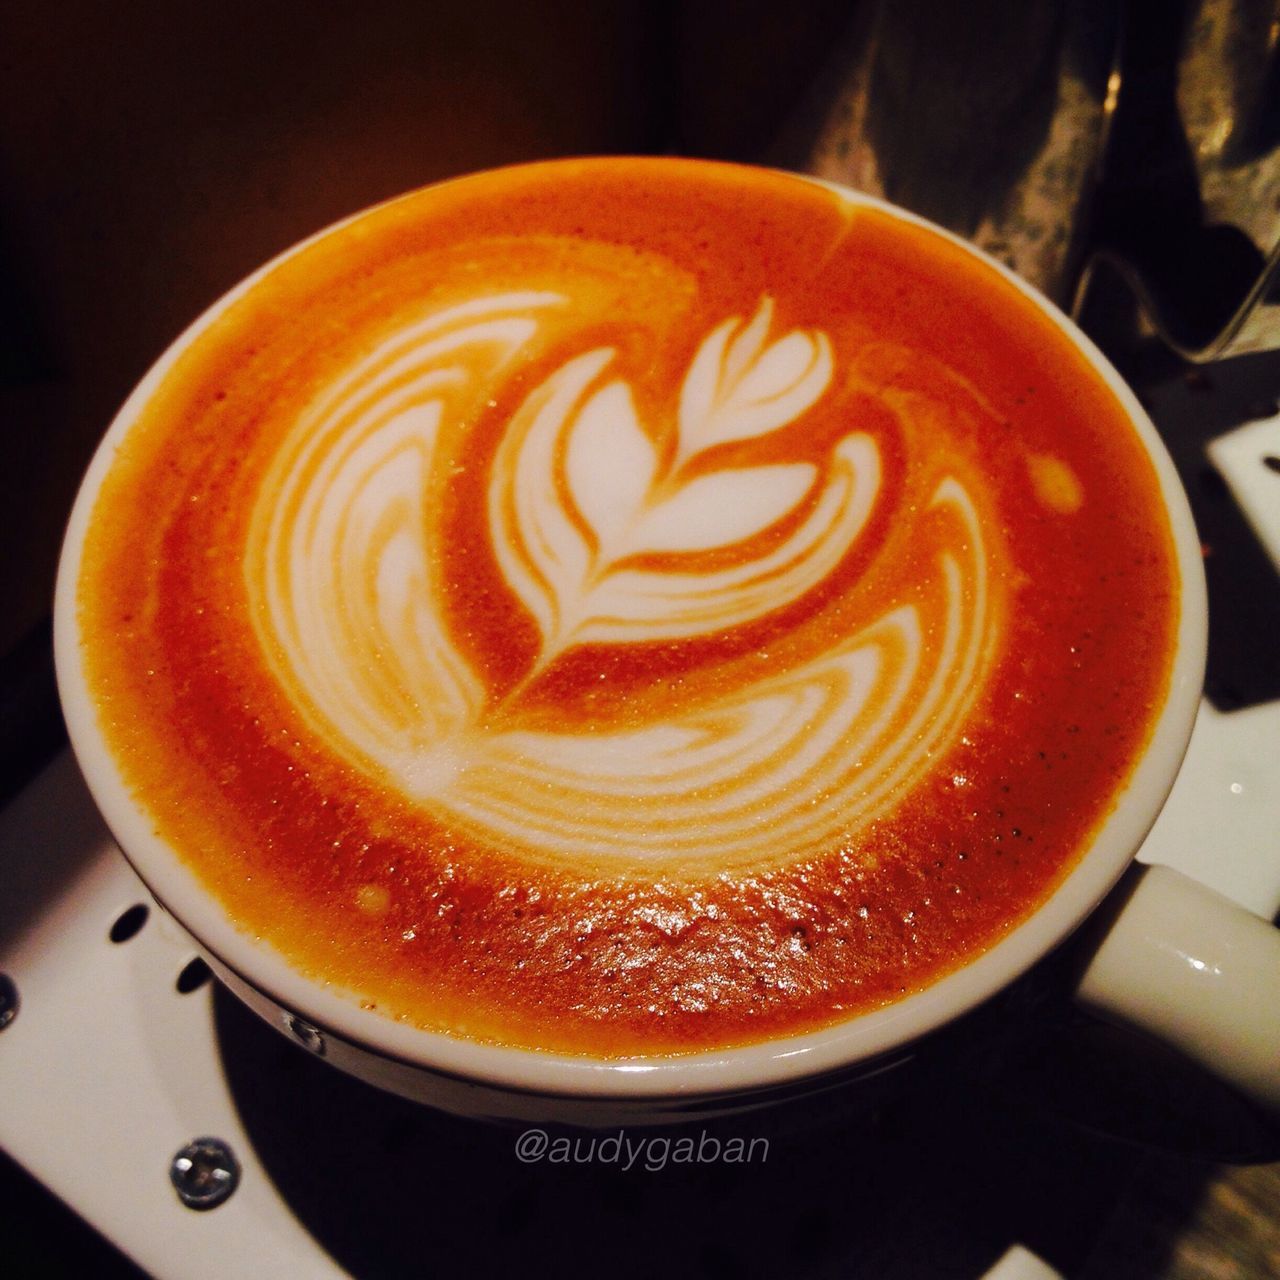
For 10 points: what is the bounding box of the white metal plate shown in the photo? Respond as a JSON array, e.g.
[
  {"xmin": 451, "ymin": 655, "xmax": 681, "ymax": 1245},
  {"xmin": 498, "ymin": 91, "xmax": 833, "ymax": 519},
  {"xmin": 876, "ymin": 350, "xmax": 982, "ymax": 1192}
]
[
  {"xmin": 1208, "ymin": 415, "xmax": 1280, "ymax": 577},
  {"xmin": 0, "ymin": 753, "xmax": 341, "ymax": 1278}
]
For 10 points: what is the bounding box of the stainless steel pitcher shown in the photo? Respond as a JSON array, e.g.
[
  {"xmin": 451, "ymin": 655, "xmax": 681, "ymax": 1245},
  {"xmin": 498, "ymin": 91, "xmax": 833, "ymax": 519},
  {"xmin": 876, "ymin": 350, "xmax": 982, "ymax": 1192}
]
[{"xmin": 784, "ymin": 0, "xmax": 1280, "ymax": 361}]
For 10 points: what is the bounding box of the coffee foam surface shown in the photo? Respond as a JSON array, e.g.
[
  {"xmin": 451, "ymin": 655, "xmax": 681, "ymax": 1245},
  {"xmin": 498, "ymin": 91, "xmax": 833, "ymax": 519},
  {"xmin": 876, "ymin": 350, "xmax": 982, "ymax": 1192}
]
[
  {"xmin": 244, "ymin": 283, "xmax": 997, "ymax": 874},
  {"xmin": 75, "ymin": 159, "xmax": 1178, "ymax": 1053}
]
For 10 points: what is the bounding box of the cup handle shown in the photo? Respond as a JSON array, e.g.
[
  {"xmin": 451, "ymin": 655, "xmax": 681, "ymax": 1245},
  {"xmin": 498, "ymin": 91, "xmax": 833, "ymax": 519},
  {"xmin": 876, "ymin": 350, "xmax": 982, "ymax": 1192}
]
[{"xmin": 1073, "ymin": 862, "xmax": 1280, "ymax": 1113}]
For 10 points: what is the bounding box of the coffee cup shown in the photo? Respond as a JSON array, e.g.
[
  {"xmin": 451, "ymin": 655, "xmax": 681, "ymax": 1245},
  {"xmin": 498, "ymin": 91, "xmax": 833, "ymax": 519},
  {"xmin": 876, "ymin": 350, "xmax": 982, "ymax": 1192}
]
[{"xmin": 53, "ymin": 158, "xmax": 1280, "ymax": 1124}]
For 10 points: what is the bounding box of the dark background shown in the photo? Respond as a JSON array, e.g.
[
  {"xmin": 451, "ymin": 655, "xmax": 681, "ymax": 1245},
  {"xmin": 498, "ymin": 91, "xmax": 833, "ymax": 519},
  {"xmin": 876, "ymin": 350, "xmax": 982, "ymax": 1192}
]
[{"xmin": 0, "ymin": 0, "xmax": 852, "ymax": 667}]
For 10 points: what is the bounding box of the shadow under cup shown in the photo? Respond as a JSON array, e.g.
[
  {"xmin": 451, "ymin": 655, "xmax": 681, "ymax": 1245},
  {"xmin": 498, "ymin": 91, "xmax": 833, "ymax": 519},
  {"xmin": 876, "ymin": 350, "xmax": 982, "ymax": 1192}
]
[{"xmin": 52, "ymin": 159, "xmax": 1208, "ymax": 1122}]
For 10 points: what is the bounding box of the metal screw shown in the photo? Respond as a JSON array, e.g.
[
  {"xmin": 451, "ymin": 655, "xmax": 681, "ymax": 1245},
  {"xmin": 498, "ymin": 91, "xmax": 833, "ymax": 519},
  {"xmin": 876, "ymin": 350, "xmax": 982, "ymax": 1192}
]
[
  {"xmin": 170, "ymin": 1137, "xmax": 240, "ymax": 1210},
  {"xmin": 284, "ymin": 1013, "xmax": 326, "ymax": 1056},
  {"xmin": 0, "ymin": 973, "xmax": 18, "ymax": 1030}
]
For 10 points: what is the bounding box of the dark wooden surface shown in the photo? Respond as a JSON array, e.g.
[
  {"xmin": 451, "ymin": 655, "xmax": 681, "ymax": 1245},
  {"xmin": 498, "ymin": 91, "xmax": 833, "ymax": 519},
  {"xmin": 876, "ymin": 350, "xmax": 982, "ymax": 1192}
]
[{"xmin": 1084, "ymin": 1156, "xmax": 1280, "ymax": 1279}]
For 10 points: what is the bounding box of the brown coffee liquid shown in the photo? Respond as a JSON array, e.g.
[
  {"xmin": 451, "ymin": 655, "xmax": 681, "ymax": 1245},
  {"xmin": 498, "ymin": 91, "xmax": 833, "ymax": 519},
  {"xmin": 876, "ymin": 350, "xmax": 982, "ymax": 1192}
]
[{"xmin": 77, "ymin": 158, "xmax": 1179, "ymax": 1054}]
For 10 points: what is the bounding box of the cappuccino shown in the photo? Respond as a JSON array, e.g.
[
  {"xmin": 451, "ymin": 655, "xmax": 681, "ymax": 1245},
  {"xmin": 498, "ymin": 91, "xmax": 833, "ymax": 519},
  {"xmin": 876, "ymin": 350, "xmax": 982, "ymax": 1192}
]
[{"xmin": 74, "ymin": 159, "xmax": 1178, "ymax": 1054}]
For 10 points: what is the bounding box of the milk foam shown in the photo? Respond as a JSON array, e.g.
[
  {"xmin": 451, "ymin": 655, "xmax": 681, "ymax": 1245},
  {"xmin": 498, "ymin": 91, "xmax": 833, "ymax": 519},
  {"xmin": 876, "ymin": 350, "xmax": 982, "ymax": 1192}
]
[{"xmin": 244, "ymin": 292, "xmax": 996, "ymax": 873}]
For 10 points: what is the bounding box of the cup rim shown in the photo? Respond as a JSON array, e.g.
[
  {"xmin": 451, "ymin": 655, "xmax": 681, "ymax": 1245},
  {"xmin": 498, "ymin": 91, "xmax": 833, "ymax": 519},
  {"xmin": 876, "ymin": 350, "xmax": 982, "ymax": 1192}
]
[{"xmin": 53, "ymin": 157, "xmax": 1208, "ymax": 1100}]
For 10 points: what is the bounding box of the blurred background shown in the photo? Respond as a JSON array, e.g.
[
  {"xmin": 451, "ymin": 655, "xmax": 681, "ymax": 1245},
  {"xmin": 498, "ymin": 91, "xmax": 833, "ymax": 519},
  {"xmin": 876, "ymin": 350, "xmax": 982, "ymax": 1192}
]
[{"xmin": 0, "ymin": 0, "xmax": 880, "ymax": 666}]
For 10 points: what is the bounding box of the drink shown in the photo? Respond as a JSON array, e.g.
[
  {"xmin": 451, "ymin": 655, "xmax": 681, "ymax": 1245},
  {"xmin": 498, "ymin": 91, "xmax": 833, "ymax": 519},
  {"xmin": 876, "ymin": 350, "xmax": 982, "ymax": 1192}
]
[{"xmin": 65, "ymin": 158, "xmax": 1179, "ymax": 1057}]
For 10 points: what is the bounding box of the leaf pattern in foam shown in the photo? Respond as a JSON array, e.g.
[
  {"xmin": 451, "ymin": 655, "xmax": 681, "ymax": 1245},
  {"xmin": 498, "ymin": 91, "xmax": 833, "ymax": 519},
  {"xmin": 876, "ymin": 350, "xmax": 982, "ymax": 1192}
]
[
  {"xmin": 677, "ymin": 297, "xmax": 833, "ymax": 462},
  {"xmin": 563, "ymin": 374, "xmax": 818, "ymax": 557},
  {"xmin": 571, "ymin": 433, "xmax": 879, "ymax": 647},
  {"xmin": 247, "ymin": 292, "xmax": 559, "ymax": 771},
  {"xmin": 267, "ymin": 401, "xmax": 485, "ymax": 770},
  {"xmin": 564, "ymin": 378, "xmax": 657, "ymax": 559},
  {"xmin": 491, "ymin": 297, "xmax": 875, "ymax": 660},
  {"xmin": 489, "ymin": 348, "xmax": 612, "ymax": 646}
]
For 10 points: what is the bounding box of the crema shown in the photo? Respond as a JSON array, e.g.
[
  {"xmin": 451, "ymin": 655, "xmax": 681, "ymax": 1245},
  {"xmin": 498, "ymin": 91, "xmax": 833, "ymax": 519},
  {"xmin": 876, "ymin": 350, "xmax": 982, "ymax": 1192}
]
[{"xmin": 76, "ymin": 159, "xmax": 1178, "ymax": 1054}]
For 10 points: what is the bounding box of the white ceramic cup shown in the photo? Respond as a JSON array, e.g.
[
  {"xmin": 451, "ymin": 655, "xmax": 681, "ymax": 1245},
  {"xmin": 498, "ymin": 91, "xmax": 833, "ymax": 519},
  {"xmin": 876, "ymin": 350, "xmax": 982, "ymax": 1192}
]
[{"xmin": 53, "ymin": 167, "xmax": 1280, "ymax": 1126}]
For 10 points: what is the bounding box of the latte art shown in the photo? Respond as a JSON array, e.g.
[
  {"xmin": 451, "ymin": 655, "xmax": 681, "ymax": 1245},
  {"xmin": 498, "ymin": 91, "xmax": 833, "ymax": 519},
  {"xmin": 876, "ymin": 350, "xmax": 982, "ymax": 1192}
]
[
  {"xmin": 492, "ymin": 297, "xmax": 853, "ymax": 655},
  {"xmin": 246, "ymin": 289, "xmax": 996, "ymax": 872},
  {"xmin": 74, "ymin": 159, "xmax": 1178, "ymax": 1054}
]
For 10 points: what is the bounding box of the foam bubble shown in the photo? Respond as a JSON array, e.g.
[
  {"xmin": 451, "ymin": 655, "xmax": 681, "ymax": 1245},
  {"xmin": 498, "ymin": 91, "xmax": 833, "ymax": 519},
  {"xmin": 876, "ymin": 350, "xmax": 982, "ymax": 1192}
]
[{"xmin": 1026, "ymin": 452, "xmax": 1085, "ymax": 514}]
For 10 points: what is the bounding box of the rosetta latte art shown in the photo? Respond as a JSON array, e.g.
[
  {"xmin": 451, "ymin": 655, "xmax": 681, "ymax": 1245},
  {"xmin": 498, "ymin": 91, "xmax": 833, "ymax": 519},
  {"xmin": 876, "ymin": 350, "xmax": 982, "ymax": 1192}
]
[{"xmin": 245, "ymin": 291, "xmax": 994, "ymax": 873}]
